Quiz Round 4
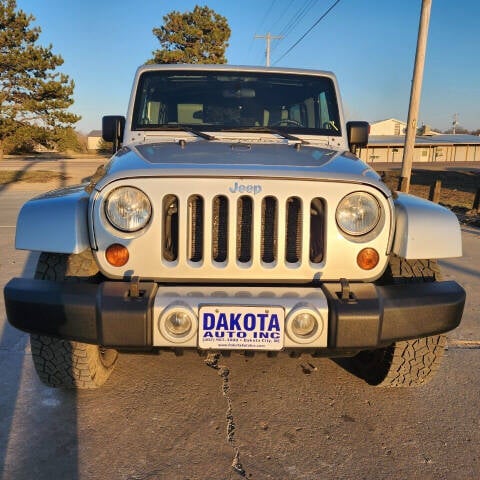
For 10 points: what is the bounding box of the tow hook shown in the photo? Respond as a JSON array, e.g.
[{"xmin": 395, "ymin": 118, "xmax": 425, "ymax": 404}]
[
  {"xmin": 129, "ymin": 276, "xmax": 140, "ymax": 298},
  {"xmin": 339, "ymin": 278, "xmax": 357, "ymax": 304}
]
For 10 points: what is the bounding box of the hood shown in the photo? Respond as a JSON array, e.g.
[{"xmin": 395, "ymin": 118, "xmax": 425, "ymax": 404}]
[{"xmin": 95, "ymin": 140, "xmax": 390, "ymax": 196}]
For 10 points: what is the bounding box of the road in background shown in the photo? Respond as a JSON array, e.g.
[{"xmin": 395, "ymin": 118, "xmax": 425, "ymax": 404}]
[
  {"xmin": 0, "ymin": 156, "xmax": 106, "ymax": 188},
  {"xmin": 0, "ymin": 165, "xmax": 479, "ymax": 480}
]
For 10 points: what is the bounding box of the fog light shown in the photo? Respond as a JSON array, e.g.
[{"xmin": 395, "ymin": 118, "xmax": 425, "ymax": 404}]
[
  {"xmin": 286, "ymin": 305, "xmax": 323, "ymax": 344},
  {"xmin": 159, "ymin": 305, "xmax": 197, "ymax": 344},
  {"xmin": 292, "ymin": 313, "xmax": 317, "ymax": 336},
  {"xmin": 357, "ymin": 248, "xmax": 379, "ymax": 270},
  {"xmin": 165, "ymin": 311, "xmax": 192, "ymax": 336},
  {"xmin": 105, "ymin": 243, "xmax": 129, "ymax": 267}
]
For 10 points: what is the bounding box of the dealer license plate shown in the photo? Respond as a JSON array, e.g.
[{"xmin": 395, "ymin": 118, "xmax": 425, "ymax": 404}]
[{"xmin": 198, "ymin": 305, "xmax": 284, "ymax": 350}]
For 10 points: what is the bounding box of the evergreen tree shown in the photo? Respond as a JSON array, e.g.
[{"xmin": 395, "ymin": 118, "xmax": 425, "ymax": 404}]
[
  {"xmin": 0, "ymin": 0, "xmax": 80, "ymax": 158},
  {"xmin": 151, "ymin": 5, "xmax": 231, "ymax": 64}
]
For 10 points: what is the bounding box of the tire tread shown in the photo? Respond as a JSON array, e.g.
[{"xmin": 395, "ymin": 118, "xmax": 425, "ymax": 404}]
[
  {"xmin": 30, "ymin": 251, "xmax": 117, "ymax": 389},
  {"xmin": 352, "ymin": 255, "xmax": 446, "ymax": 388}
]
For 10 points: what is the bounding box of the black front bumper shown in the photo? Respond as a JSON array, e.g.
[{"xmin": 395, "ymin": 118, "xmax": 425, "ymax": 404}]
[{"xmin": 3, "ymin": 278, "xmax": 465, "ymax": 350}]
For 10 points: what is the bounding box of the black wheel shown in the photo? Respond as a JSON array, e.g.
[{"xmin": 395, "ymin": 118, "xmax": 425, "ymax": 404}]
[
  {"xmin": 351, "ymin": 257, "xmax": 446, "ymax": 387},
  {"xmin": 30, "ymin": 251, "xmax": 118, "ymax": 389}
]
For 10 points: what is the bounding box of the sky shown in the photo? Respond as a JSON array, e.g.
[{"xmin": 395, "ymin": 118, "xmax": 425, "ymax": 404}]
[{"xmin": 15, "ymin": 0, "xmax": 480, "ymax": 134}]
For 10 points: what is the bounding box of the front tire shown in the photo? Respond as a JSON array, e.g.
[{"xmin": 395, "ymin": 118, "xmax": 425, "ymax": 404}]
[
  {"xmin": 31, "ymin": 335, "xmax": 118, "ymax": 389},
  {"xmin": 351, "ymin": 257, "xmax": 446, "ymax": 387},
  {"xmin": 30, "ymin": 251, "xmax": 118, "ymax": 389}
]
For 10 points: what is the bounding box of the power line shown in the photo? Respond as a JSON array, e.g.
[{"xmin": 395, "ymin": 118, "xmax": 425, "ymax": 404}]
[
  {"xmin": 258, "ymin": 0, "xmax": 279, "ymax": 31},
  {"xmin": 273, "ymin": 0, "xmax": 341, "ymax": 65},
  {"xmin": 247, "ymin": 0, "xmax": 279, "ymax": 58},
  {"xmin": 269, "ymin": 0, "xmax": 297, "ymax": 34},
  {"xmin": 271, "ymin": 0, "xmax": 320, "ymax": 55},
  {"xmin": 279, "ymin": 0, "xmax": 319, "ymax": 38}
]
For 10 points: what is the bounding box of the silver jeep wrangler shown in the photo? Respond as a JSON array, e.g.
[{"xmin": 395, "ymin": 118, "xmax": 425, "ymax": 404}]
[{"xmin": 4, "ymin": 65, "xmax": 465, "ymax": 388}]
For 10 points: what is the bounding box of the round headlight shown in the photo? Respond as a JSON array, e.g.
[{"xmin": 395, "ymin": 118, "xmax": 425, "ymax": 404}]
[
  {"xmin": 105, "ymin": 187, "xmax": 152, "ymax": 232},
  {"xmin": 336, "ymin": 192, "xmax": 380, "ymax": 236}
]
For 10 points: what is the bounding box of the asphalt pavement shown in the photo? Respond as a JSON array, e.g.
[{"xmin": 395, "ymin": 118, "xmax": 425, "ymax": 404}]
[{"xmin": 0, "ymin": 164, "xmax": 479, "ymax": 480}]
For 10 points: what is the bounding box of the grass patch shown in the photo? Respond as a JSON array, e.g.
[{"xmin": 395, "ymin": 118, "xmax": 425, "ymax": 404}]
[{"xmin": 0, "ymin": 170, "xmax": 70, "ymax": 184}]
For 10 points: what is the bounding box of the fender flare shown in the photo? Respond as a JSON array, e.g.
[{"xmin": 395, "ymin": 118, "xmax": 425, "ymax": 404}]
[
  {"xmin": 15, "ymin": 185, "xmax": 91, "ymax": 254},
  {"xmin": 392, "ymin": 193, "xmax": 462, "ymax": 259}
]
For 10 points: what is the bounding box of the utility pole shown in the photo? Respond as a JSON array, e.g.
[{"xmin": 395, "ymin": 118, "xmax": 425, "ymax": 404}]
[
  {"xmin": 399, "ymin": 0, "xmax": 432, "ymax": 193},
  {"xmin": 255, "ymin": 33, "xmax": 283, "ymax": 67},
  {"xmin": 452, "ymin": 113, "xmax": 458, "ymax": 134}
]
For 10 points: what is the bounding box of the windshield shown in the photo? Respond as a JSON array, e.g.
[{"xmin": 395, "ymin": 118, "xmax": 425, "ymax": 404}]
[{"xmin": 132, "ymin": 71, "xmax": 341, "ymax": 136}]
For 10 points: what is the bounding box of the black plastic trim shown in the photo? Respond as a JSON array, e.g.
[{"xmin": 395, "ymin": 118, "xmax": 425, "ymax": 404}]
[
  {"xmin": 4, "ymin": 278, "xmax": 157, "ymax": 348},
  {"xmin": 323, "ymin": 281, "xmax": 465, "ymax": 348},
  {"xmin": 378, "ymin": 281, "xmax": 465, "ymax": 343}
]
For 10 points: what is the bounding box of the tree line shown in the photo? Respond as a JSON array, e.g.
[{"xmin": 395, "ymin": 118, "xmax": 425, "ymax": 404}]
[
  {"xmin": 0, "ymin": 2, "xmax": 230, "ymax": 157},
  {"xmin": 442, "ymin": 127, "xmax": 480, "ymax": 136}
]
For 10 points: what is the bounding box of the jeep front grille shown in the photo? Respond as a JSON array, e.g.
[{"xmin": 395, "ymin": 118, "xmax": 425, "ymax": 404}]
[
  {"xmin": 161, "ymin": 193, "xmax": 324, "ymax": 267},
  {"xmin": 94, "ymin": 178, "xmax": 391, "ymax": 283}
]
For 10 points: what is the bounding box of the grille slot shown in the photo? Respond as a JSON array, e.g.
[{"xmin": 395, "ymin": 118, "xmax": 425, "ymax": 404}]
[
  {"xmin": 162, "ymin": 195, "xmax": 178, "ymax": 261},
  {"xmin": 310, "ymin": 198, "xmax": 325, "ymax": 263},
  {"xmin": 237, "ymin": 196, "xmax": 253, "ymax": 263},
  {"xmin": 188, "ymin": 195, "xmax": 203, "ymax": 262},
  {"xmin": 261, "ymin": 196, "xmax": 277, "ymax": 263},
  {"xmin": 285, "ymin": 197, "xmax": 302, "ymax": 263},
  {"xmin": 212, "ymin": 195, "xmax": 228, "ymax": 263}
]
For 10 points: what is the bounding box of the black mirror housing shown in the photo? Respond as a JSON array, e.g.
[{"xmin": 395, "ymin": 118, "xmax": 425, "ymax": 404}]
[
  {"xmin": 102, "ymin": 115, "xmax": 126, "ymax": 142},
  {"xmin": 102, "ymin": 116, "xmax": 126, "ymax": 153},
  {"xmin": 346, "ymin": 121, "xmax": 369, "ymax": 153}
]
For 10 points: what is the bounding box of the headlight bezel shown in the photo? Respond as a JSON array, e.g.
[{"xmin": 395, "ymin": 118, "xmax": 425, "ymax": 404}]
[
  {"xmin": 104, "ymin": 186, "xmax": 152, "ymax": 233},
  {"xmin": 335, "ymin": 191, "xmax": 382, "ymax": 237}
]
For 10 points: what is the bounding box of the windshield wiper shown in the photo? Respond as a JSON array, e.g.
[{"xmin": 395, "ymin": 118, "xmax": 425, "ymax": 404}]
[
  {"xmin": 142, "ymin": 124, "xmax": 216, "ymax": 141},
  {"xmin": 219, "ymin": 126, "xmax": 310, "ymax": 145}
]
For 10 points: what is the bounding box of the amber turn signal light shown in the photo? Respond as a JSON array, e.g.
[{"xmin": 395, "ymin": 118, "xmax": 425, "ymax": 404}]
[
  {"xmin": 357, "ymin": 248, "xmax": 379, "ymax": 270},
  {"xmin": 105, "ymin": 243, "xmax": 129, "ymax": 267}
]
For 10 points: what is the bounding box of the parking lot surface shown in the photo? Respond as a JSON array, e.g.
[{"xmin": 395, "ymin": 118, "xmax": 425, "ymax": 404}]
[{"xmin": 1, "ymin": 162, "xmax": 479, "ymax": 480}]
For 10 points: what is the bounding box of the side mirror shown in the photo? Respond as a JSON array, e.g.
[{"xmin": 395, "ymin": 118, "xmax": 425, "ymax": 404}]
[
  {"xmin": 102, "ymin": 115, "xmax": 126, "ymax": 153},
  {"xmin": 346, "ymin": 121, "xmax": 369, "ymax": 154}
]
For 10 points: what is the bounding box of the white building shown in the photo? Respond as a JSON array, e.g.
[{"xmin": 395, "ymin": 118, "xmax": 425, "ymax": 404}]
[
  {"xmin": 369, "ymin": 118, "xmax": 407, "ymax": 136},
  {"xmin": 359, "ymin": 134, "xmax": 480, "ymax": 164},
  {"xmin": 87, "ymin": 130, "xmax": 102, "ymax": 151}
]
